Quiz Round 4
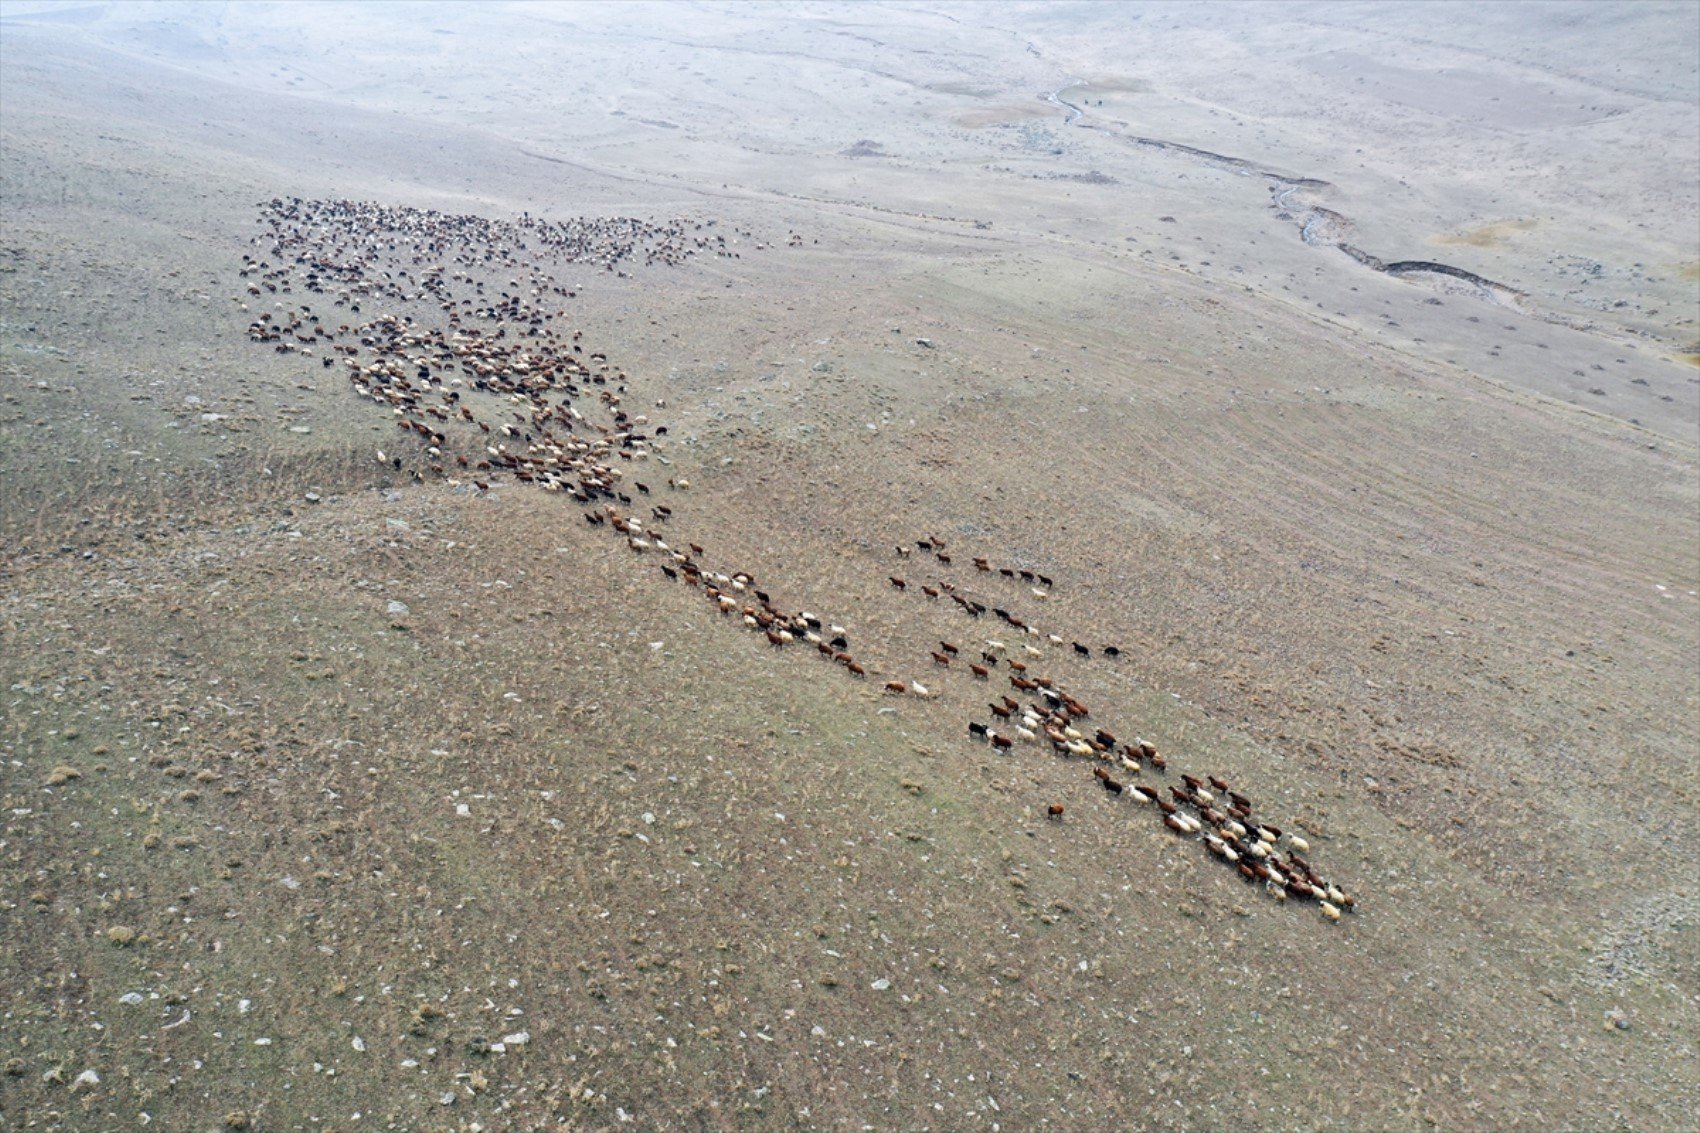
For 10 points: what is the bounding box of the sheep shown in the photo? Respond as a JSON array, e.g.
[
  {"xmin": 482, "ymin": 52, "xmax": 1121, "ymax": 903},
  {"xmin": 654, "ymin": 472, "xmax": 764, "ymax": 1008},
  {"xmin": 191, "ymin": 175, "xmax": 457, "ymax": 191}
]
[
  {"xmin": 991, "ymin": 734, "xmax": 1013, "ymax": 751},
  {"xmin": 968, "ymin": 721, "xmax": 989, "ymax": 739},
  {"xmin": 931, "ymin": 651, "xmax": 952, "ymax": 666},
  {"xmin": 969, "ymin": 662, "xmax": 989, "ymax": 678},
  {"xmin": 909, "ymin": 681, "xmax": 930, "ymax": 696},
  {"xmin": 884, "ymin": 680, "xmax": 907, "ymax": 693},
  {"xmin": 1319, "ymin": 901, "xmax": 1342, "ymax": 922},
  {"xmin": 888, "ymin": 576, "xmax": 907, "ymax": 590},
  {"xmin": 1047, "ymin": 804, "xmax": 1065, "ymax": 821},
  {"xmin": 1072, "ymin": 642, "xmax": 1090, "ymax": 656}
]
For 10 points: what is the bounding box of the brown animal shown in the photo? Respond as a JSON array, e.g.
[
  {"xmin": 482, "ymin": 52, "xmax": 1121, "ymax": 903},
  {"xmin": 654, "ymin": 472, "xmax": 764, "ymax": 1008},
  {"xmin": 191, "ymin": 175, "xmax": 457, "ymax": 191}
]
[
  {"xmin": 969, "ymin": 663, "xmax": 989, "ymax": 679},
  {"xmin": 931, "ymin": 651, "xmax": 952, "ymax": 666},
  {"xmin": 1047, "ymin": 804, "xmax": 1065, "ymax": 821},
  {"xmin": 884, "ymin": 680, "xmax": 907, "ymax": 693},
  {"xmin": 889, "ymin": 576, "xmax": 907, "ymax": 590}
]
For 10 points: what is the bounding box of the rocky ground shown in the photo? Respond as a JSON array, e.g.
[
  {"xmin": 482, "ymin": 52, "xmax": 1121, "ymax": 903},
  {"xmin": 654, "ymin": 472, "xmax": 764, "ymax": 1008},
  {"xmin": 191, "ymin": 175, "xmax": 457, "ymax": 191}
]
[{"xmin": 2, "ymin": 2, "xmax": 1696, "ymax": 1130}]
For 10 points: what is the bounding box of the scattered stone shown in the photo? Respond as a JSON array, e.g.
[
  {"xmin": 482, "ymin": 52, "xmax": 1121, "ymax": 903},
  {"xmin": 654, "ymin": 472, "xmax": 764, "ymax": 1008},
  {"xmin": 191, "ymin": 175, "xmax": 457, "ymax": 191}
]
[
  {"xmin": 107, "ymin": 925, "xmax": 138, "ymax": 947},
  {"xmin": 1605, "ymin": 1008, "xmax": 1631, "ymax": 1032},
  {"xmin": 387, "ymin": 599, "xmax": 411, "ymax": 616}
]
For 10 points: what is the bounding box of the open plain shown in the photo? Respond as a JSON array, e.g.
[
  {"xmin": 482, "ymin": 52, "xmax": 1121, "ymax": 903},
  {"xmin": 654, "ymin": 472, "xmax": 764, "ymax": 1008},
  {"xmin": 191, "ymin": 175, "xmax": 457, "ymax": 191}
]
[{"xmin": 2, "ymin": 2, "xmax": 1696, "ymax": 1130}]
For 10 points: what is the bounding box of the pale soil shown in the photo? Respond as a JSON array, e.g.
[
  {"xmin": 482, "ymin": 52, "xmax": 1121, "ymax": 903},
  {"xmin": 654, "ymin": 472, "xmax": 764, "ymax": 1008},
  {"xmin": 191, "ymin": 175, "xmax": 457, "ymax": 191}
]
[{"xmin": 2, "ymin": 3, "xmax": 1696, "ymax": 1130}]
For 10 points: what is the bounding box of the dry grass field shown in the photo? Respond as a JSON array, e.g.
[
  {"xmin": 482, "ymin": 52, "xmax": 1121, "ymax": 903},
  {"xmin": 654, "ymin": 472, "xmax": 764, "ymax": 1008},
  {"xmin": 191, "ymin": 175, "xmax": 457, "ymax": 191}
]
[{"xmin": 2, "ymin": 2, "xmax": 1696, "ymax": 1130}]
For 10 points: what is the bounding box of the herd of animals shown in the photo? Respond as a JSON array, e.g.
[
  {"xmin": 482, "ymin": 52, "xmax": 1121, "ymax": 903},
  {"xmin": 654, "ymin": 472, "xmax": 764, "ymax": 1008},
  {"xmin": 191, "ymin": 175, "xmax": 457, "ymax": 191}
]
[{"xmin": 238, "ymin": 197, "xmax": 1357, "ymax": 924}]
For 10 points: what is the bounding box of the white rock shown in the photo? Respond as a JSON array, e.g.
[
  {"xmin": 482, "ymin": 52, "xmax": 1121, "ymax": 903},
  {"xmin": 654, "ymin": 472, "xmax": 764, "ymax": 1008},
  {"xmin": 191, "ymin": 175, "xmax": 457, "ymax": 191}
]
[
  {"xmin": 119, "ymin": 992, "xmax": 144, "ymax": 1006},
  {"xmin": 871, "ymin": 978, "xmax": 891, "ymax": 991},
  {"xmin": 387, "ymin": 600, "xmax": 410, "ymax": 616},
  {"xmin": 352, "ymin": 1036, "xmax": 366, "ymax": 1052},
  {"xmin": 72, "ymin": 1069, "xmax": 100, "ymax": 1090},
  {"xmin": 502, "ymin": 1030, "xmax": 530, "ymax": 1046}
]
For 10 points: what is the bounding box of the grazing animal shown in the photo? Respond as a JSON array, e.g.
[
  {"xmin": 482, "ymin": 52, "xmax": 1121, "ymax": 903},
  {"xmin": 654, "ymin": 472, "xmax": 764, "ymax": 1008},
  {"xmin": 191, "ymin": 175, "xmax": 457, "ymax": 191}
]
[
  {"xmin": 939, "ymin": 641, "xmax": 958, "ymax": 655},
  {"xmin": 1103, "ymin": 645, "xmax": 1121, "ymax": 657},
  {"xmin": 991, "ymin": 734, "xmax": 1013, "ymax": 751},
  {"xmin": 884, "ymin": 680, "xmax": 907, "ymax": 693},
  {"xmin": 1047, "ymin": 804, "xmax": 1065, "ymax": 821},
  {"xmin": 969, "ymin": 663, "xmax": 989, "ymax": 678},
  {"xmin": 846, "ymin": 662, "xmax": 866, "ymax": 677},
  {"xmin": 969, "ymin": 722, "xmax": 989, "ymax": 739},
  {"xmin": 921, "ymin": 585, "xmax": 939, "ymax": 598},
  {"xmin": 889, "ymin": 576, "xmax": 907, "ymax": 590}
]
